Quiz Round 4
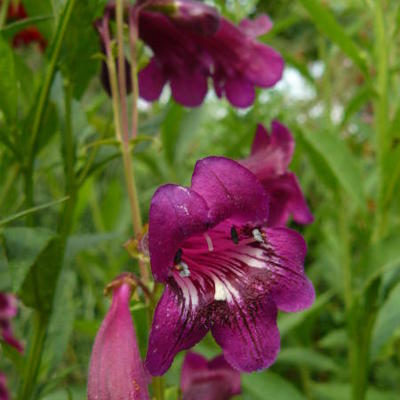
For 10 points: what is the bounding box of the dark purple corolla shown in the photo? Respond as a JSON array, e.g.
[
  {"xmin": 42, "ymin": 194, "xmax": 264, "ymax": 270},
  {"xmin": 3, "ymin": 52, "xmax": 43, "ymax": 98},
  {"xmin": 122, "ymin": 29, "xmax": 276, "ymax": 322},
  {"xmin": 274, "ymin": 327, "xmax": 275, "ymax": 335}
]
[
  {"xmin": 138, "ymin": 2, "xmax": 283, "ymax": 107},
  {"xmin": 88, "ymin": 274, "xmax": 149, "ymax": 400},
  {"xmin": 0, "ymin": 293, "xmax": 23, "ymax": 352},
  {"xmin": 0, "ymin": 373, "xmax": 9, "ymax": 400},
  {"xmin": 181, "ymin": 352, "xmax": 241, "ymax": 400},
  {"xmin": 240, "ymin": 121, "xmax": 313, "ymax": 227},
  {"xmin": 146, "ymin": 157, "xmax": 314, "ymax": 375}
]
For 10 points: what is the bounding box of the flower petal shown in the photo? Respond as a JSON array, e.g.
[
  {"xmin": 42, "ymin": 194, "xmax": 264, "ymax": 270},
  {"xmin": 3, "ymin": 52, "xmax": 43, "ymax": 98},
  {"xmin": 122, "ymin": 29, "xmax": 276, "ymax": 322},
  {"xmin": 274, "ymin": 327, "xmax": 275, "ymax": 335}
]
[
  {"xmin": 146, "ymin": 284, "xmax": 209, "ymax": 376},
  {"xmin": 264, "ymin": 227, "xmax": 315, "ymax": 312},
  {"xmin": 149, "ymin": 184, "xmax": 210, "ymax": 281},
  {"xmin": 191, "ymin": 157, "xmax": 269, "ymax": 225},
  {"xmin": 181, "ymin": 352, "xmax": 208, "ymax": 392},
  {"xmin": 138, "ymin": 58, "xmax": 167, "ymax": 101},
  {"xmin": 211, "ymin": 296, "xmax": 280, "ymax": 372},
  {"xmin": 88, "ymin": 282, "xmax": 149, "ymax": 400},
  {"xmin": 170, "ymin": 68, "xmax": 208, "ymax": 107},
  {"xmin": 224, "ymin": 78, "xmax": 255, "ymax": 108},
  {"xmin": 266, "ymin": 173, "xmax": 314, "ymax": 227},
  {"xmin": 239, "ymin": 15, "xmax": 273, "ymax": 38},
  {"xmin": 248, "ymin": 121, "xmax": 294, "ymax": 174}
]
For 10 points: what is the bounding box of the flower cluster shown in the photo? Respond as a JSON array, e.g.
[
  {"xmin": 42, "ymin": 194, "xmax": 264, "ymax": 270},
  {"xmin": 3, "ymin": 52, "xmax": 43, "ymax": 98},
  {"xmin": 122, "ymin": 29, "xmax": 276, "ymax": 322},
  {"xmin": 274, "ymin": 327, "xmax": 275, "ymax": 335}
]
[
  {"xmin": 96, "ymin": 0, "xmax": 283, "ymax": 108},
  {"xmin": 90, "ymin": 0, "xmax": 315, "ymax": 398}
]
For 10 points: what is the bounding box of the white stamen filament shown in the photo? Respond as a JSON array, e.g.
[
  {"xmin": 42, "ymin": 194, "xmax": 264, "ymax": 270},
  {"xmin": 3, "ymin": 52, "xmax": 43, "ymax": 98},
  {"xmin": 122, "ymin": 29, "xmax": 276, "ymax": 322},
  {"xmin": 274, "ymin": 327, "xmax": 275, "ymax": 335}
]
[{"xmin": 204, "ymin": 233, "xmax": 214, "ymax": 252}]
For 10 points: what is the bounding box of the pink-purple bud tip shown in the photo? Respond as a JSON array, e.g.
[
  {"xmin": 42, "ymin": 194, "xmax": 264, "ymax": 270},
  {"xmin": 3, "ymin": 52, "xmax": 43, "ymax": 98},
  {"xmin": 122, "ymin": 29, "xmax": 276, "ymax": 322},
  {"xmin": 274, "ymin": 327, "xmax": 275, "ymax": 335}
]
[{"xmin": 87, "ymin": 274, "xmax": 149, "ymax": 400}]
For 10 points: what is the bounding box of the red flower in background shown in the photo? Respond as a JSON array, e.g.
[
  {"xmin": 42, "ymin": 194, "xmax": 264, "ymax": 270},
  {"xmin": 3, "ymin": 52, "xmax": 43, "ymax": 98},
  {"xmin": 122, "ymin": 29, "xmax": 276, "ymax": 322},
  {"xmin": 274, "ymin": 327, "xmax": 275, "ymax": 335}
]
[{"xmin": 3, "ymin": 0, "xmax": 47, "ymax": 50}]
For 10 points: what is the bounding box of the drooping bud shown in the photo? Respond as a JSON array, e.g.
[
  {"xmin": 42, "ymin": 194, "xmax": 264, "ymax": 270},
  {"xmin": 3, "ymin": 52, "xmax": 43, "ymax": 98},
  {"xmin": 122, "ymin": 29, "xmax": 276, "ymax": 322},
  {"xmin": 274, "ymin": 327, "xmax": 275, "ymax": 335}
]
[
  {"xmin": 146, "ymin": 0, "xmax": 220, "ymax": 35},
  {"xmin": 87, "ymin": 274, "xmax": 149, "ymax": 400}
]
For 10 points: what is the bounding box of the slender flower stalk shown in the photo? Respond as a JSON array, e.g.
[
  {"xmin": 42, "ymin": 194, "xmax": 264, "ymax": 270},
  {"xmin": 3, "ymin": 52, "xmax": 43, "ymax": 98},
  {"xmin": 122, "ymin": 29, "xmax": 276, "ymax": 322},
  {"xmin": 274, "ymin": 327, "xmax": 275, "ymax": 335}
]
[{"xmin": 95, "ymin": 3, "xmax": 149, "ymax": 282}]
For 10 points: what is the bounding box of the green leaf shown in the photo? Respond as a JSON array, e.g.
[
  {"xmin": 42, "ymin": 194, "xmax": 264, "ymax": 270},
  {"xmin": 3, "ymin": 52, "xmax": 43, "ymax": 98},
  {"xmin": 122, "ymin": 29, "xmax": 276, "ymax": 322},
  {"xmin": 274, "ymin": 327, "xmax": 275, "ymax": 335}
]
[
  {"xmin": 19, "ymin": 236, "xmax": 64, "ymax": 311},
  {"xmin": 370, "ymin": 282, "xmax": 400, "ymax": 360},
  {"xmin": 0, "ymin": 243, "xmax": 11, "ymax": 291},
  {"xmin": 298, "ymin": 0, "xmax": 368, "ymax": 75},
  {"xmin": 41, "ymin": 270, "xmax": 76, "ymax": 374},
  {"xmin": 22, "ymin": 0, "xmax": 54, "ymax": 40},
  {"xmin": 242, "ymin": 371, "xmax": 306, "ymax": 400},
  {"xmin": 0, "ymin": 36, "xmax": 17, "ymax": 120},
  {"xmin": 131, "ymin": 302, "xmax": 149, "ymax": 360},
  {"xmin": 301, "ymin": 130, "xmax": 365, "ymax": 209},
  {"xmin": 0, "ymin": 339, "xmax": 25, "ymax": 374},
  {"xmin": 0, "ymin": 196, "xmax": 69, "ymax": 227},
  {"xmin": 277, "ymin": 347, "xmax": 339, "ymax": 372},
  {"xmin": 311, "ymin": 382, "xmax": 399, "ymax": 400},
  {"xmin": 2, "ymin": 227, "xmax": 56, "ymax": 293},
  {"xmin": 161, "ymin": 103, "xmax": 205, "ymax": 167},
  {"xmin": 60, "ymin": 0, "xmax": 104, "ymax": 98}
]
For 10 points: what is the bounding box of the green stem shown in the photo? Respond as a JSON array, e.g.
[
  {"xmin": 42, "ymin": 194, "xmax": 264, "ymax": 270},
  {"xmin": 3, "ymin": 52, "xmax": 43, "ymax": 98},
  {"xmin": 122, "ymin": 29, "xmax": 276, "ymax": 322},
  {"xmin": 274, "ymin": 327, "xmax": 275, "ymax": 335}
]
[
  {"xmin": 373, "ymin": 0, "xmax": 389, "ymax": 241},
  {"xmin": 24, "ymin": 0, "xmax": 77, "ymax": 213},
  {"xmin": 0, "ymin": 0, "xmax": 11, "ymax": 29},
  {"xmin": 108, "ymin": 0, "xmax": 148, "ymax": 283},
  {"xmin": 17, "ymin": 312, "xmax": 48, "ymax": 400},
  {"xmin": 17, "ymin": 56, "xmax": 78, "ymax": 400}
]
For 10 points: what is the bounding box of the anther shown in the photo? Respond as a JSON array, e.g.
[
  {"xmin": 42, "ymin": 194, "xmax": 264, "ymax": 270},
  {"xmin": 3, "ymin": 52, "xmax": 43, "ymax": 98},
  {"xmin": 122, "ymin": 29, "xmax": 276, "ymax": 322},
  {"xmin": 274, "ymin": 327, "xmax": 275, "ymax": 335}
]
[
  {"xmin": 230, "ymin": 226, "xmax": 239, "ymax": 244},
  {"xmin": 252, "ymin": 228, "xmax": 264, "ymax": 243},
  {"xmin": 174, "ymin": 248, "xmax": 183, "ymax": 264}
]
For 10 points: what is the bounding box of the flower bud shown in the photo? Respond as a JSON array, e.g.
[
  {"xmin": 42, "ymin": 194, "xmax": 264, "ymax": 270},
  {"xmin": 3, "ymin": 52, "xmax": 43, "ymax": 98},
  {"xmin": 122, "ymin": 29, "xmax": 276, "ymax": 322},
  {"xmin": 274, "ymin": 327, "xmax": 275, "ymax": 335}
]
[{"xmin": 87, "ymin": 274, "xmax": 149, "ymax": 400}]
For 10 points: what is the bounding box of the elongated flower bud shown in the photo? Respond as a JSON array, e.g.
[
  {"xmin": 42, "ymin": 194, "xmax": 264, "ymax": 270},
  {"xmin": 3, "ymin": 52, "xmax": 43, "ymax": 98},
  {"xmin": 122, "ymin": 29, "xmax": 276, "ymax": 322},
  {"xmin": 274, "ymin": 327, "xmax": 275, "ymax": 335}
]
[{"xmin": 87, "ymin": 274, "xmax": 149, "ymax": 400}]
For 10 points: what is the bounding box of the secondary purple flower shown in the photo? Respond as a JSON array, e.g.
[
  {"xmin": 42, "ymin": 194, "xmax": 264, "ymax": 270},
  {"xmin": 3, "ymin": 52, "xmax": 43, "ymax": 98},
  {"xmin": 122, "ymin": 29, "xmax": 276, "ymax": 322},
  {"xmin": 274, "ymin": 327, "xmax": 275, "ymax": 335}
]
[
  {"xmin": 138, "ymin": 5, "xmax": 283, "ymax": 107},
  {"xmin": 0, "ymin": 373, "xmax": 9, "ymax": 400},
  {"xmin": 0, "ymin": 293, "xmax": 23, "ymax": 352},
  {"xmin": 146, "ymin": 157, "xmax": 314, "ymax": 375},
  {"xmin": 181, "ymin": 352, "xmax": 240, "ymax": 400},
  {"xmin": 88, "ymin": 274, "xmax": 149, "ymax": 400},
  {"xmin": 240, "ymin": 121, "xmax": 313, "ymax": 227}
]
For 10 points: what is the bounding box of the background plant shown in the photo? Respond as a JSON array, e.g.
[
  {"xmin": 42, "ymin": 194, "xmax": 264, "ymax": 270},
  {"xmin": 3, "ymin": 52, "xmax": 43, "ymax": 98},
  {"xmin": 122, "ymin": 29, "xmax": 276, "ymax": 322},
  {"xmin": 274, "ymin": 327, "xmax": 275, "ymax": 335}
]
[{"xmin": 0, "ymin": 0, "xmax": 400, "ymax": 399}]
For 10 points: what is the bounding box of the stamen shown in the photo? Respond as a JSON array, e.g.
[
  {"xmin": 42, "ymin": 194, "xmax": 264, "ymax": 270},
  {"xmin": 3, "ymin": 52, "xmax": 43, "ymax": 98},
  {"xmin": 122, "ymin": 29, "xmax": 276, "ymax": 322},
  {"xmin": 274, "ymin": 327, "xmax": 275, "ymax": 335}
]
[
  {"xmin": 252, "ymin": 228, "xmax": 264, "ymax": 243},
  {"xmin": 176, "ymin": 261, "xmax": 191, "ymax": 277},
  {"xmin": 230, "ymin": 226, "xmax": 239, "ymax": 245},
  {"xmin": 204, "ymin": 233, "xmax": 214, "ymax": 252},
  {"xmin": 174, "ymin": 248, "xmax": 183, "ymax": 264}
]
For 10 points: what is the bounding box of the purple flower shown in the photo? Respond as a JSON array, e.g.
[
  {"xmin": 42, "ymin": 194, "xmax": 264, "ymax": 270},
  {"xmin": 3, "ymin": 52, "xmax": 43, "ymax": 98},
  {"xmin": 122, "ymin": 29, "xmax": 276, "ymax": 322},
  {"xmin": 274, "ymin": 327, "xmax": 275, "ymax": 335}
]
[
  {"xmin": 138, "ymin": 5, "xmax": 283, "ymax": 107},
  {"xmin": 146, "ymin": 157, "xmax": 314, "ymax": 375},
  {"xmin": 240, "ymin": 121, "xmax": 314, "ymax": 227},
  {"xmin": 181, "ymin": 352, "xmax": 240, "ymax": 400},
  {"xmin": 0, "ymin": 293, "xmax": 23, "ymax": 353},
  {"xmin": 88, "ymin": 274, "xmax": 149, "ymax": 400},
  {"xmin": 0, "ymin": 373, "xmax": 9, "ymax": 400}
]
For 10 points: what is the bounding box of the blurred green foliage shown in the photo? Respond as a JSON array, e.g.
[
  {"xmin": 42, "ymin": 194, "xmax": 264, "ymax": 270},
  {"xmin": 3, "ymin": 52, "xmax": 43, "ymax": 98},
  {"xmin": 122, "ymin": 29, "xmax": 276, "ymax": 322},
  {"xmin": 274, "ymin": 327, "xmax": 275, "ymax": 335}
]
[{"xmin": 1, "ymin": 0, "xmax": 400, "ymax": 399}]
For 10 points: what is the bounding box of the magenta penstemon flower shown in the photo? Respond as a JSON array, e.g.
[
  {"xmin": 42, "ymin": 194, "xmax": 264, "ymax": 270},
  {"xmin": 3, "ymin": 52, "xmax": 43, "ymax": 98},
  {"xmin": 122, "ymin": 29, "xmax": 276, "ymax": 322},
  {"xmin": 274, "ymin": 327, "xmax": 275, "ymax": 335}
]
[
  {"xmin": 139, "ymin": 3, "xmax": 283, "ymax": 107},
  {"xmin": 181, "ymin": 352, "xmax": 241, "ymax": 400},
  {"xmin": 240, "ymin": 121, "xmax": 314, "ymax": 227},
  {"xmin": 88, "ymin": 274, "xmax": 149, "ymax": 400},
  {"xmin": 146, "ymin": 157, "xmax": 314, "ymax": 375},
  {"xmin": 0, "ymin": 293, "xmax": 23, "ymax": 353},
  {"xmin": 96, "ymin": 1, "xmax": 283, "ymax": 108}
]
